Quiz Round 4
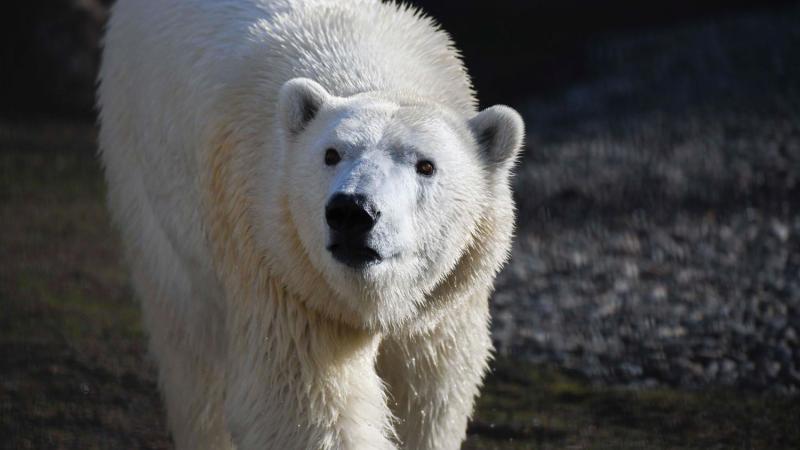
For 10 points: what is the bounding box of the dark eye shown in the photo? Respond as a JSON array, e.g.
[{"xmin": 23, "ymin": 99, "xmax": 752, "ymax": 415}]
[
  {"xmin": 324, "ymin": 148, "xmax": 341, "ymax": 166},
  {"xmin": 416, "ymin": 160, "xmax": 435, "ymax": 176}
]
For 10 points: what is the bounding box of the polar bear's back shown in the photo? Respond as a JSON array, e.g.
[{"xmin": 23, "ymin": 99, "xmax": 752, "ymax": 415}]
[
  {"xmin": 255, "ymin": 0, "xmax": 476, "ymax": 109},
  {"xmin": 101, "ymin": 0, "xmax": 475, "ymax": 144}
]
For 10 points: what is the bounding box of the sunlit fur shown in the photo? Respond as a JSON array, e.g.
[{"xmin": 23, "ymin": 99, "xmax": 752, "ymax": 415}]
[{"xmin": 97, "ymin": 0, "xmax": 524, "ymax": 449}]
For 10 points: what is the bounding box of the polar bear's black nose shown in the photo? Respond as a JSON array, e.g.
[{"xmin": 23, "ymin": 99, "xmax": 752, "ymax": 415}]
[{"xmin": 325, "ymin": 193, "xmax": 379, "ymax": 234}]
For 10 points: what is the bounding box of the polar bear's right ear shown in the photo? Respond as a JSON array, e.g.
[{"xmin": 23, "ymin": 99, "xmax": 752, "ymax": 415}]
[
  {"xmin": 468, "ymin": 105, "xmax": 525, "ymax": 171},
  {"xmin": 278, "ymin": 78, "xmax": 331, "ymax": 136}
]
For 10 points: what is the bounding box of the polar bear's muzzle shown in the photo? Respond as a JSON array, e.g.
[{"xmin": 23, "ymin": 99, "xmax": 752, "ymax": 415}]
[{"xmin": 325, "ymin": 193, "xmax": 382, "ymax": 268}]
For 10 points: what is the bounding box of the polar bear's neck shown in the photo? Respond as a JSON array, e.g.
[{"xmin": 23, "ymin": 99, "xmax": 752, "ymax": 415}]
[{"xmin": 224, "ymin": 280, "xmax": 395, "ymax": 450}]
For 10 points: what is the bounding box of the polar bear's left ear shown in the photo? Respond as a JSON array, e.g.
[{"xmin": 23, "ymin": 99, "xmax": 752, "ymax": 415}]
[
  {"xmin": 468, "ymin": 105, "xmax": 525, "ymax": 171},
  {"xmin": 278, "ymin": 78, "xmax": 331, "ymax": 136}
]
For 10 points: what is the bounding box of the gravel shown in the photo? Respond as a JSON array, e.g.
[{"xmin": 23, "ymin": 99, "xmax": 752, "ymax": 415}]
[{"xmin": 492, "ymin": 6, "xmax": 800, "ymax": 393}]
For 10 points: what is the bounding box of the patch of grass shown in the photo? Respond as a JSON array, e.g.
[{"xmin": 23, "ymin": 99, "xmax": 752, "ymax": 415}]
[
  {"xmin": 467, "ymin": 358, "xmax": 800, "ymax": 449},
  {"xmin": 0, "ymin": 121, "xmax": 104, "ymax": 202},
  {"xmin": 12, "ymin": 271, "xmax": 143, "ymax": 343}
]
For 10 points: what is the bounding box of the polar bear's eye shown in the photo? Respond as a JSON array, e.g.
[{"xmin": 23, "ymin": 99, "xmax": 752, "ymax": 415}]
[
  {"xmin": 415, "ymin": 160, "xmax": 435, "ymax": 176},
  {"xmin": 324, "ymin": 148, "xmax": 341, "ymax": 166}
]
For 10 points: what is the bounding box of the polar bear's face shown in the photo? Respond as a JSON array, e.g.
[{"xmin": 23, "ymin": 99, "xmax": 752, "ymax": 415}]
[{"xmin": 277, "ymin": 78, "xmax": 523, "ymax": 328}]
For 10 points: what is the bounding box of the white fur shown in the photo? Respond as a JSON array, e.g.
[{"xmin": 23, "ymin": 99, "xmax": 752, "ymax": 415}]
[{"xmin": 98, "ymin": 0, "xmax": 524, "ymax": 449}]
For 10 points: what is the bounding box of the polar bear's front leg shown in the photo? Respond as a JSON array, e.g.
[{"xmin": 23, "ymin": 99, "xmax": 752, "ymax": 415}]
[
  {"xmin": 126, "ymin": 227, "xmax": 233, "ymax": 450},
  {"xmin": 223, "ymin": 285, "xmax": 396, "ymax": 450},
  {"xmin": 378, "ymin": 292, "xmax": 493, "ymax": 450}
]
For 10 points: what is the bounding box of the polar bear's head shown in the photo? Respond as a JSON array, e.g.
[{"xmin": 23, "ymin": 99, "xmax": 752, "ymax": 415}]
[{"xmin": 276, "ymin": 78, "xmax": 523, "ymax": 329}]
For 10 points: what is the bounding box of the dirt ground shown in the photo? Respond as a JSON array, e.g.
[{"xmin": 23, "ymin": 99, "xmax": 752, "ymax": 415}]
[{"xmin": 1, "ymin": 121, "xmax": 798, "ymax": 449}]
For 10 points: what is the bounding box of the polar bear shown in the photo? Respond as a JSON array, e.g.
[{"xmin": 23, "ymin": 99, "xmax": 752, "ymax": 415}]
[{"xmin": 98, "ymin": 0, "xmax": 524, "ymax": 449}]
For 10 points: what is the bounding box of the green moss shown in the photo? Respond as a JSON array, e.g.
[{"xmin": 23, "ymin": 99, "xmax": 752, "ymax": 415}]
[
  {"xmin": 469, "ymin": 358, "xmax": 800, "ymax": 449},
  {"xmin": 8, "ymin": 270, "xmax": 142, "ymax": 344},
  {"xmin": 1, "ymin": 138, "xmax": 142, "ymax": 345}
]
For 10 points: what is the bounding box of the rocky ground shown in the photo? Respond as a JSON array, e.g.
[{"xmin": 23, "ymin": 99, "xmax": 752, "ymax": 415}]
[{"xmin": 493, "ymin": 6, "xmax": 800, "ymax": 392}]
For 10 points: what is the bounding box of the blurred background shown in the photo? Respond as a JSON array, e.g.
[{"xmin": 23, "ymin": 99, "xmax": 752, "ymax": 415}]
[{"xmin": 1, "ymin": 1, "xmax": 799, "ymax": 448}]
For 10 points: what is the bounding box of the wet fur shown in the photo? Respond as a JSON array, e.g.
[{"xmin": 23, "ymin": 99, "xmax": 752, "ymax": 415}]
[{"xmin": 98, "ymin": 0, "xmax": 522, "ymax": 448}]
